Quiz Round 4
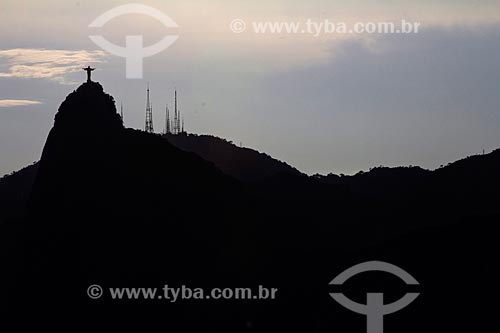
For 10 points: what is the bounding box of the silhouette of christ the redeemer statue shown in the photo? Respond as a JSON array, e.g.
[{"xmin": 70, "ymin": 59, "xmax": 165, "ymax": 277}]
[{"xmin": 82, "ymin": 66, "xmax": 95, "ymax": 83}]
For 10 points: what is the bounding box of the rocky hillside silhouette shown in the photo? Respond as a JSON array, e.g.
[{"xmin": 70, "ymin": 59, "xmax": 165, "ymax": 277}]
[
  {"xmin": 29, "ymin": 82, "xmax": 237, "ymax": 217},
  {"xmin": 1, "ymin": 80, "xmax": 498, "ymax": 331}
]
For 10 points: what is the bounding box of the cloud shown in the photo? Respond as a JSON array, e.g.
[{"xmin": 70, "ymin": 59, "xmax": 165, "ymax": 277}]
[
  {"xmin": 243, "ymin": 24, "xmax": 500, "ymax": 174},
  {"xmin": 0, "ymin": 49, "xmax": 108, "ymax": 84},
  {"xmin": 0, "ymin": 99, "xmax": 42, "ymax": 107}
]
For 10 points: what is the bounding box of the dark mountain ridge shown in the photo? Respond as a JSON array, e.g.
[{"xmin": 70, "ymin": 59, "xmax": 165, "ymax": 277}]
[
  {"xmin": 0, "ymin": 81, "xmax": 497, "ymax": 331},
  {"xmin": 3, "ymin": 144, "xmax": 500, "ymax": 221}
]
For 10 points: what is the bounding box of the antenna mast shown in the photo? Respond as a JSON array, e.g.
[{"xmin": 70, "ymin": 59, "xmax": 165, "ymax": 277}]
[
  {"xmin": 165, "ymin": 105, "xmax": 171, "ymax": 134},
  {"xmin": 174, "ymin": 90, "xmax": 178, "ymax": 134},
  {"xmin": 145, "ymin": 84, "xmax": 154, "ymax": 133}
]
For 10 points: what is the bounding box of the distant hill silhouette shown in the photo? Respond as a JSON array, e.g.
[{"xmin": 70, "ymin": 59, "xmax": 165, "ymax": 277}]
[
  {"xmin": 314, "ymin": 149, "xmax": 500, "ymax": 212},
  {"xmin": 0, "ymin": 80, "xmax": 498, "ymax": 331},
  {"xmin": 163, "ymin": 133, "xmax": 302, "ymax": 182},
  {"xmin": 314, "ymin": 166, "xmax": 431, "ymax": 197},
  {"xmin": 0, "ymin": 162, "xmax": 38, "ymax": 222}
]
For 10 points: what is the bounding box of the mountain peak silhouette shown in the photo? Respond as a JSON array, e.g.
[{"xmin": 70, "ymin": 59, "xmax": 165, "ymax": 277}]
[{"xmin": 54, "ymin": 81, "xmax": 123, "ymax": 133}]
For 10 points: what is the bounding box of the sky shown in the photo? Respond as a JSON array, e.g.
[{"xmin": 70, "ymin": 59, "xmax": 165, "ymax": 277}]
[{"xmin": 1, "ymin": 0, "xmax": 500, "ymax": 176}]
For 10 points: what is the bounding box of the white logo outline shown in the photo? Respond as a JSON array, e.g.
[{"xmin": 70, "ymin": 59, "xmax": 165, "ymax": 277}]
[
  {"xmin": 89, "ymin": 3, "xmax": 179, "ymax": 79},
  {"xmin": 330, "ymin": 261, "xmax": 419, "ymax": 333}
]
